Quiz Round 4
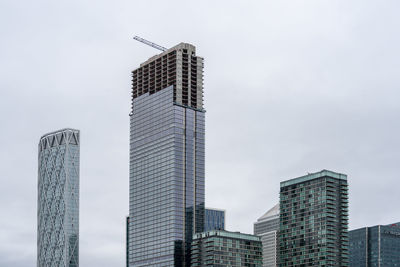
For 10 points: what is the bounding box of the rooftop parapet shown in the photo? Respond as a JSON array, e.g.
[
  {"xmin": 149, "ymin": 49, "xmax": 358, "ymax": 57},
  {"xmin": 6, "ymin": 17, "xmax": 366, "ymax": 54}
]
[{"xmin": 280, "ymin": 169, "xmax": 347, "ymax": 188}]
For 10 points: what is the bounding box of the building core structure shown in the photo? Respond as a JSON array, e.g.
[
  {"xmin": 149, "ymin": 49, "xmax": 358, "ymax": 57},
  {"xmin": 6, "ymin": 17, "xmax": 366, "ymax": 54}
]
[
  {"xmin": 349, "ymin": 222, "xmax": 400, "ymax": 266},
  {"xmin": 254, "ymin": 203, "xmax": 280, "ymax": 267},
  {"xmin": 191, "ymin": 230, "xmax": 262, "ymax": 266},
  {"xmin": 279, "ymin": 170, "xmax": 349, "ymax": 267},
  {"xmin": 128, "ymin": 43, "xmax": 205, "ymax": 266},
  {"xmin": 37, "ymin": 128, "xmax": 80, "ymax": 267}
]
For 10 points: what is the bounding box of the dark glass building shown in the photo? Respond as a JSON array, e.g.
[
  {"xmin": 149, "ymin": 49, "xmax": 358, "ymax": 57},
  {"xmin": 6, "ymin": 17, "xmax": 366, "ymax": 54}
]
[
  {"xmin": 126, "ymin": 216, "xmax": 130, "ymax": 267},
  {"xmin": 279, "ymin": 170, "xmax": 349, "ymax": 266},
  {"xmin": 205, "ymin": 208, "xmax": 225, "ymax": 231},
  {"xmin": 37, "ymin": 128, "xmax": 80, "ymax": 267},
  {"xmin": 349, "ymin": 222, "xmax": 400, "ymax": 266},
  {"xmin": 191, "ymin": 230, "xmax": 263, "ymax": 267},
  {"xmin": 128, "ymin": 43, "xmax": 205, "ymax": 266},
  {"xmin": 254, "ymin": 203, "xmax": 280, "ymax": 267}
]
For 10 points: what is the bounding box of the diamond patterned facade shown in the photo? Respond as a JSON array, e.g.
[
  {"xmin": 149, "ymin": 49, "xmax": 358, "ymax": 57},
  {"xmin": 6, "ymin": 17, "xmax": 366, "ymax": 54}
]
[{"xmin": 38, "ymin": 128, "xmax": 80, "ymax": 267}]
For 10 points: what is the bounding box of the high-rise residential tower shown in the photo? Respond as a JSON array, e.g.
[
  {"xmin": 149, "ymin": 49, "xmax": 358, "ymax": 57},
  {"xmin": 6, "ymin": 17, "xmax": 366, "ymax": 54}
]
[
  {"xmin": 279, "ymin": 170, "xmax": 349, "ymax": 267},
  {"xmin": 349, "ymin": 222, "xmax": 400, "ymax": 266},
  {"xmin": 254, "ymin": 203, "xmax": 280, "ymax": 267},
  {"xmin": 37, "ymin": 128, "xmax": 80, "ymax": 267},
  {"xmin": 128, "ymin": 43, "xmax": 205, "ymax": 266}
]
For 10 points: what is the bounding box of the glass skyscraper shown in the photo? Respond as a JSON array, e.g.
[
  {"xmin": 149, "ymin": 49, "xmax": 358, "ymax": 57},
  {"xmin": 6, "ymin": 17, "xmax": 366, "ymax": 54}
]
[
  {"xmin": 279, "ymin": 170, "xmax": 349, "ymax": 266},
  {"xmin": 37, "ymin": 128, "xmax": 80, "ymax": 267},
  {"xmin": 349, "ymin": 222, "xmax": 400, "ymax": 266},
  {"xmin": 254, "ymin": 203, "xmax": 280, "ymax": 267},
  {"xmin": 128, "ymin": 43, "xmax": 205, "ymax": 266},
  {"xmin": 205, "ymin": 208, "xmax": 225, "ymax": 231}
]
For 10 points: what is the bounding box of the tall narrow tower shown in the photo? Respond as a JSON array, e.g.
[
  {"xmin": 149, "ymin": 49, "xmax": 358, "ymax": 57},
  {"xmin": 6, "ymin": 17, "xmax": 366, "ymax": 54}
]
[
  {"xmin": 128, "ymin": 43, "xmax": 205, "ymax": 266},
  {"xmin": 37, "ymin": 128, "xmax": 80, "ymax": 267}
]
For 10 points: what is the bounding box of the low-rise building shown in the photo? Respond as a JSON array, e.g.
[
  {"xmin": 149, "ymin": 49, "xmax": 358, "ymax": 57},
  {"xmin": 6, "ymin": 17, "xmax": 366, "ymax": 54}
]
[{"xmin": 191, "ymin": 230, "xmax": 262, "ymax": 267}]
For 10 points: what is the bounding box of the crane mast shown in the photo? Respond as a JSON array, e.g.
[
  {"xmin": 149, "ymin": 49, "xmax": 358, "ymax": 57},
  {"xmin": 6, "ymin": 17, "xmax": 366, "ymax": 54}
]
[{"xmin": 133, "ymin": 36, "xmax": 167, "ymax": 52}]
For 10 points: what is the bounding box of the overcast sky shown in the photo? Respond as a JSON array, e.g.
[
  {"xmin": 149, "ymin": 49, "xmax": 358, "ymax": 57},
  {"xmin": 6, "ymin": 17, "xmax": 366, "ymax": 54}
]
[{"xmin": 1, "ymin": 0, "xmax": 400, "ymax": 266}]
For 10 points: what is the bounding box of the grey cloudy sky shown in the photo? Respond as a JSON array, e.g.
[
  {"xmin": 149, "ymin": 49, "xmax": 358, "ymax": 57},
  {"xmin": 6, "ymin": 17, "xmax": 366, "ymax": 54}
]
[{"xmin": 1, "ymin": 0, "xmax": 400, "ymax": 266}]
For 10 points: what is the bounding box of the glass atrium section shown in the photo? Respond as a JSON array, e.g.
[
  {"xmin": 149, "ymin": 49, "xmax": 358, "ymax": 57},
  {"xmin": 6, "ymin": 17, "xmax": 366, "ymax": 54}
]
[
  {"xmin": 279, "ymin": 170, "xmax": 349, "ymax": 267},
  {"xmin": 349, "ymin": 222, "xmax": 400, "ymax": 266},
  {"xmin": 191, "ymin": 230, "xmax": 262, "ymax": 267},
  {"xmin": 205, "ymin": 208, "xmax": 225, "ymax": 231},
  {"xmin": 128, "ymin": 85, "xmax": 205, "ymax": 266},
  {"xmin": 37, "ymin": 128, "xmax": 79, "ymax": 267}
]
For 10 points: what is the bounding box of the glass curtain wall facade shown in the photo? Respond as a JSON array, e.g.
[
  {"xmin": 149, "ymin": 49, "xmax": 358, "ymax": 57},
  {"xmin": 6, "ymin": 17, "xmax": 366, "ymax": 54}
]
[
  {"xmin": 205, "ymin": 208, "xmax": 225, "ymax": 231},
  {"xmin": 126, "ymin": 216, "xmax": 130, "ymax": 267},
  {"xmin": 128, "ymin": 43, "xmax": 205, "ymax": 267},
  {"xmin": 191, "ymin": 230, "xmax": 263, "ymax": 267},
  {"xmin": 37, "ymin": 128, "xmax": 80, "ymax": 267},
  {"xmin": 254, "ymin": 204, "xmax": 280, "ymax": 267},
  {"xmin": 279, "ymin": 170, "xmax": 349, "ymax": 267},
  {"xmin": 349, "ymin": 222, "xmax": 400, "ymax": 266}
]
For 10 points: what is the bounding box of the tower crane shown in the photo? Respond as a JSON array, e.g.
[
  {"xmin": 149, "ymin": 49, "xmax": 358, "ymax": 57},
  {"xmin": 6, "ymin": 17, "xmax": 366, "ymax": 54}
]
[{"xmin": 133, "ymin": 36, "xmax": 167, "ymax": 52}]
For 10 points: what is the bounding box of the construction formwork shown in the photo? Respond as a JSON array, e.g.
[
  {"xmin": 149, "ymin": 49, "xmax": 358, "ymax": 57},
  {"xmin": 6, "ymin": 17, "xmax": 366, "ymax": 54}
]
[{"xmin": 131, "ymin": 43, "xmax": 204, "ymax": 112}]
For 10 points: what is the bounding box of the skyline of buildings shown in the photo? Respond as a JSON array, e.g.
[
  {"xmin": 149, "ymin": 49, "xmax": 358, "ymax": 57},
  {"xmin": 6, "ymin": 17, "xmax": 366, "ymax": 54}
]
[
  {"xmin": 37, "ymin": 128, "xmax": 80, "ymax": 267},
  {"xmin": 128, "ymin": 43, "xmax": 205, "ymax": 266},
  {"xmin": 32, "ymin": 40, "xmax": 399, "ymax": 267},
  {"xmin": 33, "ymin": 123, "xmax": 400, "ymax": 266}
]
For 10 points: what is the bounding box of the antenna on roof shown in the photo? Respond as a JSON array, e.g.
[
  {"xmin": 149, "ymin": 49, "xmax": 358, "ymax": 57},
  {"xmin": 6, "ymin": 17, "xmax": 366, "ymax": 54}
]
[{"xmin": 133, "ymin": 36, "xmax": 167, "ymax": 52}]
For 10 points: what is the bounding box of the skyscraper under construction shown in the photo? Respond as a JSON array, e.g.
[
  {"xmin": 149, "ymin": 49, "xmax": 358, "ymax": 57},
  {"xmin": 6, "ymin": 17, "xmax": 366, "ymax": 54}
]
[{"xmin": 128, "ymin": 42, "xmax": 205, "ymax": 266}]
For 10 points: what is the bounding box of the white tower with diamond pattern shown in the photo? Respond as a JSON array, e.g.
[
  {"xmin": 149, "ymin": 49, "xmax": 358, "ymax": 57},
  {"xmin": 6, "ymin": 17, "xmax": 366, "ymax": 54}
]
[{"xmin": 37, "ymin": 128, "xmax": 79, "ymax": 267}]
